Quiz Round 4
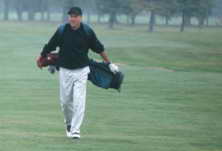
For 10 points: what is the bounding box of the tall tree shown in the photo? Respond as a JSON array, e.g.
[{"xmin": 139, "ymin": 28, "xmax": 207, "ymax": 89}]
[
  {"xmin": 177, "ymin": 0, "xmax": 194, "ymax": 32},
  {"xmin": 177, "ymin": 0, "xmax": 215, "ymax": 31},
  {"xmin": 81, "ymin": 0, "xmax": 96, "ymax": 24},
  {"xmin": 141, "ymin": 0, "xmax": 163, "ymax": 32},
  {"xmin": 193, "ymin": 0, "xmax": 215, "ymax": 28},
  {"xmin": 121, "ymin": 0, "xmax": 143, "ymax": 25},
  {"xmin": 3, "ymin": 0, "xmax": 10, "ymax": 20},
  {"xmin": 12, "ymin": 0, "xmax": 26, "ymax": 21},
  {"xmin": 45, "ymin": 0, "xmax": 51, "ymax": 21},
  {"xmin": 95, "ymin": 0, "xmax": 123, "ymax": 29},
  {"xmin": 157, "ymin": 0, "xmax": 178, "ymax": 25}
]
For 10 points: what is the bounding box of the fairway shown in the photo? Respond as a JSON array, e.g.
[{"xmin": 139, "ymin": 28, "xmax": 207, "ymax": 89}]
[{"xmin": 0, "ymin": 22, "xmax": 222, "ymax": 151}]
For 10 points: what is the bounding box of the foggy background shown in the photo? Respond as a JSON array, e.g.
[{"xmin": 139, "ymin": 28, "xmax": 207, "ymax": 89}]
[
  {"xmin": 0, "ymin": 0, "xmax": 222, "ymax": 32},
  {"xmin": 0, "ymin": 1, "xmax": 222, "ymax": 151}
]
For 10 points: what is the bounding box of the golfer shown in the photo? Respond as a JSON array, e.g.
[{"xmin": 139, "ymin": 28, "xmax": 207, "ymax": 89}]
[{"xmin": 37, "ymin": 6, "xmax": 119, "ymax": 139}]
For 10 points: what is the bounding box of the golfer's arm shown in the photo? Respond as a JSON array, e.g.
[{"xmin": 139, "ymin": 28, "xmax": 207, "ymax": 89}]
[
  {"xmin": 100, "ymin": 51, "xmax": 110, "ymax": 63},
  {"xmin": 41, "ymin": 30, "xmax": 60, "ymax": 57}
]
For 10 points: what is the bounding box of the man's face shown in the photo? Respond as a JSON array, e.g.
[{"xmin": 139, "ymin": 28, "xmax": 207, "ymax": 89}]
[{"xmin": 68, "ymin": 14, "xmax": 82, "ymax": 28}]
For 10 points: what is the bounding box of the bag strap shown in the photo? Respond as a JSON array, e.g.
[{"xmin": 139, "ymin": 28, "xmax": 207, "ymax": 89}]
[{"xmin": 58, "ymin": 23, "xmax": 92, "ymax": 38}]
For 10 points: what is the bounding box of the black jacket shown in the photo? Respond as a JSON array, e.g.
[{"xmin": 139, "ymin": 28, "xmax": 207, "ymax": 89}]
[{"xmin": 41, "ymin": 23, "xmax": 104, "ymax": 69}]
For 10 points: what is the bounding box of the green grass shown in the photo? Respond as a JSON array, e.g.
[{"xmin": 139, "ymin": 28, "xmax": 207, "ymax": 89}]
[{"xmin": 0, "ymin": 21, "xmax": 222, "ymax": 151}]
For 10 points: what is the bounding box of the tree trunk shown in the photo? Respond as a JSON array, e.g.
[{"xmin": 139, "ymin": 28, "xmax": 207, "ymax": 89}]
[
  {"xmin": 87, "ymin": 11, "xmax": 91, "ymax": 24},
  {"xmin": 206, "ymin": 17, "xmax": 209, "ymax": 27},
  {"xmin": 39, "ymin": 0, "xmax": 45, "ymax": 21},
  {"xmin": 180, "ymin": 10, "xmax": 185, "ymax": 32},
  {"xmin": 97, "ymin": 13, "xmax": 102, "ymax": 24},
  {"xmin": 198, "ymin": 16, "xmax": 205, "ymax": 29},
  {"xmin": 108, "ymin": 12, "xmax": 116, "ymax": 29},
  {"xmin": 165, "ymin": 16, "xmax": 169, "ymax": 25},
  {"xmin": 184, "ymin": 15, "xmax": 191, "ymax": 26},
  {"xmin": 46, "ymin": 9, "xmax": 51, "ymax": 21},
  {"xmin": 3, "ymin": 0, "xmax": 10, "ymax": 21},
  {"xmin": 206, "ymin": 11, "xmax": 209, "ymax": 27},
  {"xmin": 16, "ymin": 7, "xmax": 23, "ymax": 21},
  {"xmin": 131, "ymin": 15, "xmax": 136, "ymax": 25},
  {"xmin": 41, "ymin": 11, "xmax": 45, "ymax": 21},
  {"xmin": 113, "ymin": 14, "xmax": 118, "ymax": 24},
  {"xmin": 28, "ymin": 8, "xmax": 35, "ymax": 21},
  {"xmin": 98, "ymin": 16, "xmax": 101, "ymax": 23},
  {"xmin": 45, "ymin": 0, "xmax": 51, "ymax": 21},
  {"xmin": 126, "ymin": 15, "xmax": 130, "ymax": 25},
  {"xmin": 148, "ymin": 10, "xmax": 155, "ymax": 32},
  {"xmin": 62, "ymin": 7, "xmax": 68, "ymax": 22}
]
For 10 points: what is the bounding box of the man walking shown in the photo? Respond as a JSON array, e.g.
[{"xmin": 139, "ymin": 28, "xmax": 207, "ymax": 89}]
[{"xmin": 37, "ymin": 7, "xmax": 119, "ymax": 139}]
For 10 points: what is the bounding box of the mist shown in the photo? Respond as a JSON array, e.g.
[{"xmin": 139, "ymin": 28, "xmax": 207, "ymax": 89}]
[{"xmin": 0, "ymin": 0, "xmax": 222, "ymax": 32}]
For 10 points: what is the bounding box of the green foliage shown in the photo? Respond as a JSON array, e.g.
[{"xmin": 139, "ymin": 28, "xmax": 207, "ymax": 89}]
[
  {"xmin": 95, "ymin": 0, "xmax": 123, "ymax": 14},
  {"xmin": 177, "ymin": 0, "xmax": 215, "ymax": 18}
]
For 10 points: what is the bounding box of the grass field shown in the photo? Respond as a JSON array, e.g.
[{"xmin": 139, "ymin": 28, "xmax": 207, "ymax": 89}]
[{"xmin": 0, "ymin": 21, "xmax": 222, "ymax": 151}]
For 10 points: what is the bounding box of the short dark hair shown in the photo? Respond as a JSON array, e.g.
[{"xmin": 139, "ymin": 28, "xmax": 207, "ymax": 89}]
[{"xmin": 67, "ymin": 7, "xmax": 82, "ymax": 16}]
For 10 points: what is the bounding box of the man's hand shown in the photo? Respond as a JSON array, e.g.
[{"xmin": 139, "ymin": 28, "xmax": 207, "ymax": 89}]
[
  {"xmin": 99, "ymin": 51, "xmax": 119, "ymax": 73},
  {"xmin": 36, "ymin": 56, "xmax": 45, "ymax": 69},
  {"xmin": 109, "ymin": 63, "xmax": 119, "ymax": 74},
  {"xmin": 36, "ymin": 53, "xmax": 59, "ymax": 69}
]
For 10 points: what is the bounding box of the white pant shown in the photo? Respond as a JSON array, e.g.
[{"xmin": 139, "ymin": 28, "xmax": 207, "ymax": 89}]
[{"xmin": 59, "ymin": 66, "xmax": 90, "ymax": 134}]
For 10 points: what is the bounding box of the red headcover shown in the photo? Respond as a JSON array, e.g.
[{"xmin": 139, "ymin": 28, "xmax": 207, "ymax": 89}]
[{"xmin": 36, "ymin": 53, "xmax": 59, "ymax": 68}]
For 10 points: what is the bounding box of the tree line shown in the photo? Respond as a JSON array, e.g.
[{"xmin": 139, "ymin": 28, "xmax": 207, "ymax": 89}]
[{"xmin": 0, "ymin": 0, "xmax": 221, "ymax": 32}]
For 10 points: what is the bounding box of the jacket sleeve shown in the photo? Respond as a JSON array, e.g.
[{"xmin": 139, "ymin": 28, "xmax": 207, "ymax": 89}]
[
  {"xmin": 41, "ymin": 28, "xmax": 61, "ymax": 57},
  {"xmin": 89, "ymin": 29, "xmax": 105, "ymax": 54}
]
